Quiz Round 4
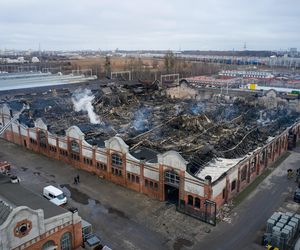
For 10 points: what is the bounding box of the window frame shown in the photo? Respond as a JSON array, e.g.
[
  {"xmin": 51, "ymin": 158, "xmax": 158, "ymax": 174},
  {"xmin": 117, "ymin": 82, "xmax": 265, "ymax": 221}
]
[
  {"xmin": 111, "ymin": 153, "xmax": 122, "ymax": 167},
  {"xmin": 60, "ymin": 232, "xmax": 72, "ymax": 250},
  {"xmin": 188, "ymin": 195, "xmax": 194, "ymax": 206}
]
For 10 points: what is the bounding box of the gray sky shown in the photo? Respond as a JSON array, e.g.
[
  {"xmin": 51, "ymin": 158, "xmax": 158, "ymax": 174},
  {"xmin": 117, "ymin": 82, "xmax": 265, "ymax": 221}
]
[{"xmin": 0, "ymin": 0, "xmax": 299, "ymax": 51}]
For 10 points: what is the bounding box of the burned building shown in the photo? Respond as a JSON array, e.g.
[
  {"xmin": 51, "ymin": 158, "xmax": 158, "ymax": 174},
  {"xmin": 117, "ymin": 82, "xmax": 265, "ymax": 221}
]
[{"xmin": 1, "ymin": 79, "xmax": 300, "ymax": 224}]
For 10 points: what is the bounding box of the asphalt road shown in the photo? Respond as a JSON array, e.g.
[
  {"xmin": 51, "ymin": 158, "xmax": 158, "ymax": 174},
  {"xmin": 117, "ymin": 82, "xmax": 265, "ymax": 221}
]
[{"xmin": 196, "ymin": 150, "xmax": 300, "ymax": 250}]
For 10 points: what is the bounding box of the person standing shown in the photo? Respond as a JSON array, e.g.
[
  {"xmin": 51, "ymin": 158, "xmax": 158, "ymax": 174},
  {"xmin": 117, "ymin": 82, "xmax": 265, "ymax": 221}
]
[
  {"xmin": 296, "ymin": 168, "xmax": 300, "ymax": 183},
  {"xmin": 77, "ymin": 174, "xmax": 80, "ymax": 183}
]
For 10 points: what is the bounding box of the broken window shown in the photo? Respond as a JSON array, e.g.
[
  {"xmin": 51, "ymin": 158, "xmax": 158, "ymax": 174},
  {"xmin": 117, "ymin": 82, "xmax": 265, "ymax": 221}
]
[
  {"xmin": 250, "ymin": 157, "xmax": 256, "ymax": 173},
  {"xmin": 164, "ymin": 170, "xmax": 180, "ymax": 187},
  {"xmin": 136, "ymin": 176, "xmax": 139, "ymax": 183},
  {"xmin": 96, "ymin": 162, "xmax": 107, "ymax": 171},
  {"xmin": 112, "ymin": 167, "xmax": 122, "ymax": 176},
  {"xmin": 222, "ymin": 188, "xmax": 226, "ymax": 199},
  {"xmin": 60, "ymin": 149, "xmax": 68, "ymax": 157},
  {"xmin": 30, "ymin": 138, "xmax": 37, "ymax": 145},
  {"xmin": 112, "ymin": 153, "xmax": 122, "ymax": 166},
  {"xmin": 195, "ymin": 198, "xmax": 200, "ymax": 208},
  {"xmin": 240, "ymin": 166, "xmax": 247, "ymax": 181},
  {"xmin": 49, "ymin": 146, "xmax": 57, "ymax": 152},
  {"xmin": 84, "ymin": 157, "xmax": 92, "ymax": 166},
  {"xmin": 231, "ymin": 180, "xmax": 236, "ymax": 191},
  {"xmin": 188, "ymin": 195, "xmax": 194, "ymax": 206},
  {"xmin": 131, "ymin": 175, "xmax": 135, "ymax": 182},
  {"xmin": 71, "ymin": 153, "xmax": 80, "ymax": 161},
  {"xmin": 71, "ymin": 140, "xmax": 80, "ymax": 153}
]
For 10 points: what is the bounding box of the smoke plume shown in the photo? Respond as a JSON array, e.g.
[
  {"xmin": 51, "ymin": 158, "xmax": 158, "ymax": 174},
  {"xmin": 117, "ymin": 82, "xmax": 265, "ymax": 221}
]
[
  {"xmin": 72, "ymin": 88, "xmax": 101, "ymax": 124},
  {"xmin": 133, "ymin": 107, "xmax": 151, "ymax": 132}
]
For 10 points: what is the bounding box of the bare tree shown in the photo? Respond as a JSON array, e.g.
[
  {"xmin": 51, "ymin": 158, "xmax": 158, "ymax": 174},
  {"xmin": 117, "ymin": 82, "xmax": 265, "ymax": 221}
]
[
  {"xmin": 104, "ymin": 56, "xmax": 111, "ymax": 77},
  {"xmin": 164, "ymin": 51, "xmax": 175, "ymax": 73}
]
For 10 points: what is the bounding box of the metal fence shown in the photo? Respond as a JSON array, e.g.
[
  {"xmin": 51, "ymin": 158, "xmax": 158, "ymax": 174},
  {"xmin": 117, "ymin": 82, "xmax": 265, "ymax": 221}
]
[{"xmin": 177, "ymin": 199, "xmax": 217, "ymax": 226}]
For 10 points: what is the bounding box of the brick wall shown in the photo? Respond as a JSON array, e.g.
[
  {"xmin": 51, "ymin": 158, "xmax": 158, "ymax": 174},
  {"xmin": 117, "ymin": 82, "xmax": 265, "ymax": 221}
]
[
  {"xmin": 1, "ymin": 110, "xmax": 299, "ymax": 214},
  {"xmin": 13, "ymin": 222, "xmax": 82, "ymax": 250}
]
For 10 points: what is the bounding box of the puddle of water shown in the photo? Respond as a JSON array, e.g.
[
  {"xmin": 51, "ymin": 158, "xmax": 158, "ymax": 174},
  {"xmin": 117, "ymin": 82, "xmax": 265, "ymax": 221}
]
[
  {"xmin": 60, "ymin": 184, "xmax": 130, "ymax": 219},
  {"xmin": 173, "ymin": 238, "xmax": 194, "ymax": 250},
  {"xmin": 108, "ymin": 207, "xmax": 129, "ymax": 219},
  {"xmin": 60, "ymin": 184, "xmax": 90, "ymax": 205}
]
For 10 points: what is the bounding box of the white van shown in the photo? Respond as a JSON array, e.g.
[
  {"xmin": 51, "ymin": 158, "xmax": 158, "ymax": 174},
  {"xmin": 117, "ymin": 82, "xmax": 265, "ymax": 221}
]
[{"xmin": 43, "ymin": 185, "xmax": 67, "ymax": 206}]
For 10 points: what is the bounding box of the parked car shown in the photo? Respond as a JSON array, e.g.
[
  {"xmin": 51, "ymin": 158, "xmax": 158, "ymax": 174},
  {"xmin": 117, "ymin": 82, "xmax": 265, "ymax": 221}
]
[
  {"xmin": 43, "ymin": 185, "xmax": 67, "ymax": 206},
  {"xmin": 10, "ymin": 175, "xmax": 20, "ymax": 183}
]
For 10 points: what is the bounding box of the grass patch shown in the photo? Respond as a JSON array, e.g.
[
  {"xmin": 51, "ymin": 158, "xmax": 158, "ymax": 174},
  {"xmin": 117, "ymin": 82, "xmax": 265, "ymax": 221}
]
[{"xmin": 233, "ymin": 151, "xmax": 291, "ymax": 206}]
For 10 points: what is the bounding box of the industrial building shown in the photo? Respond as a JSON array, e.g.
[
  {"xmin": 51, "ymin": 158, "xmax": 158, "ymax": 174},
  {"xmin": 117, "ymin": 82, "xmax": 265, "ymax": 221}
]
[
  {"xmin": 219, "ymin": 70, "xmax": 274, "ymax": 79},
  {"xmin": 0, "ymin": 174, "xmax": 82, "ymax": 250},
  {"xmin": 0, "ymin": 71, "xmax": 97, "ymax": 91},
  {"xmin": 1, "ymin": 77, "xmax": 300, "ymax": 225}
]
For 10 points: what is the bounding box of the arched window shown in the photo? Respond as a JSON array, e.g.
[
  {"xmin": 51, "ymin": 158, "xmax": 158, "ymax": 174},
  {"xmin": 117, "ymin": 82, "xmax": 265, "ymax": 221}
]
[
  {"xmin": 42, "ymin": 240, "xmax": 55, "ymax": 250},
  {"xmin": 164, "ymin": 170, "xmax": 180, "ymax": 187},
  {"xmin": 188, "ymin": 195, "xmax": 194, "ymax": 206},
  {"xmin": 195, "ymin": 197, "xmax": 200, "ymax": 208},
  {"xmin": 111, "ymin": 153, "xmax": 122, "ymax": 166},
  {"xmin": 60, "ymin": 232, "xmax": 72, "ymax": 250},
  {"xmin": 70, "ymin": 140, "xmax": 80, "ymax": 153}
]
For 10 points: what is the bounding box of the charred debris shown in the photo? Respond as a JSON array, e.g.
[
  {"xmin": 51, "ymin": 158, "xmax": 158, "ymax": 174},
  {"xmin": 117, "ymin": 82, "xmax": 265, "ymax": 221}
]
[{"xmin": 2, "ymin": 79, "xmax": 299, "ymax": 178}]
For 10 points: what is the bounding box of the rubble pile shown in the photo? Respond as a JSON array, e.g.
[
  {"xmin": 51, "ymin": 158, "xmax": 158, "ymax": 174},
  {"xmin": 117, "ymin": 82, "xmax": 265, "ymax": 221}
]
[{"xmin": 2, "ymin": 79, "xmax": 299, "ymax": 180}]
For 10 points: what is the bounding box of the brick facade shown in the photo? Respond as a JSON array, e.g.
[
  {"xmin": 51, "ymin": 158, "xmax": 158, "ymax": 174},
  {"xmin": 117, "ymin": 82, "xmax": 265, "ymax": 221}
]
[
  {"xmin": 1, "ymin": 110, "xmax": 300, "ymax": 216},
  {"xmin": 13, "ymin": 222, "xmax": 82, "ymax": 250}
]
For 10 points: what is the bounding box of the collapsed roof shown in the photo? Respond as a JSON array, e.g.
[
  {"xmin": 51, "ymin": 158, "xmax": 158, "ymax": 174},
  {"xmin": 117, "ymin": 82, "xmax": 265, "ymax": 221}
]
[{"xmin": 1, "ymin": 79, "xmax": 299, "ymax": 181}]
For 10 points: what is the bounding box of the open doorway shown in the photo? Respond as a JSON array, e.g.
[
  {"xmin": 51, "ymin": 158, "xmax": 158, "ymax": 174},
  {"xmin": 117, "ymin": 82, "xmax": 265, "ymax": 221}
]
[
  {"xmin": 164, "ymin": 170, "xmax": 180, "ymax": 204},
  {"xmin": 164, "ymin": 184, "xmax": 179, "ymax": 204}
]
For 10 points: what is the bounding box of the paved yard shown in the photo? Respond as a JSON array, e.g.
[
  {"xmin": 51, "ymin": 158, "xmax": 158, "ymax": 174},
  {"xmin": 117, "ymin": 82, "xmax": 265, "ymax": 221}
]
[{"xmin": 0, "ymin": 139, "xmax": 210, "ymax": 250}]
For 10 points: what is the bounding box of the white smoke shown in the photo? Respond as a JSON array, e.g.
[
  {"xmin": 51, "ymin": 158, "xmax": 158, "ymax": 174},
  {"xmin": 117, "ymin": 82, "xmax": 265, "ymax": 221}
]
[{"xmin": 72, "ymin": 88, "xmax": 101, "ymax": 124}]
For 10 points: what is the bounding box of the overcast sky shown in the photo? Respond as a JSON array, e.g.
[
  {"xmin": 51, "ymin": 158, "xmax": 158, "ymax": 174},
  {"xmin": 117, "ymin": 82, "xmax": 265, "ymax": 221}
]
[{"xmin": 0, "ymin": 0, "xmax": 299, "ymax": 51}]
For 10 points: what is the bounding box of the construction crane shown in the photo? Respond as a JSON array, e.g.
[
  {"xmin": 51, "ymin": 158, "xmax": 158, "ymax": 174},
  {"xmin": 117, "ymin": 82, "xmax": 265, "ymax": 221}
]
[{"xmin": 0, "ymin": 104, "xmax": 29, "ymax": 136}]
